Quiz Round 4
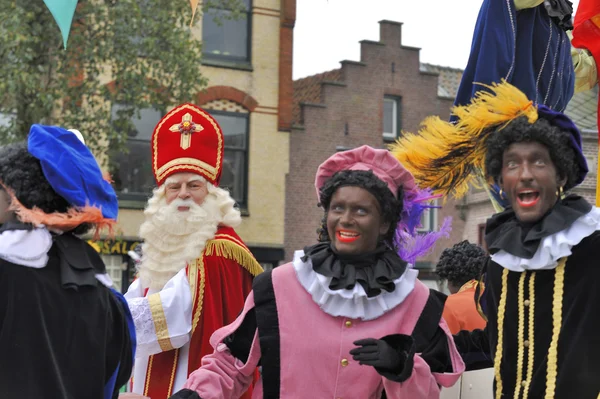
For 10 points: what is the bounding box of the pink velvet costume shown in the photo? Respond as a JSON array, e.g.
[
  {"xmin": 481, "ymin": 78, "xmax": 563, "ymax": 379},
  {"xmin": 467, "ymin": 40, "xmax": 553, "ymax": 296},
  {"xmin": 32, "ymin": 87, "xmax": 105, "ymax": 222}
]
[{"xmin": 174, "ymin": 146, "xmax": 465, "ymax": 398}]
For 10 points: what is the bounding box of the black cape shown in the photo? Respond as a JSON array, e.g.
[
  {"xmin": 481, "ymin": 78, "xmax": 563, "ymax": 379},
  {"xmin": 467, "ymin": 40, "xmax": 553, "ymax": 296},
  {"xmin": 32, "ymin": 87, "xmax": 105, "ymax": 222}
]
[{"xmin": 0, "ymin": 232, "xmax": 134, "ymax": 399}]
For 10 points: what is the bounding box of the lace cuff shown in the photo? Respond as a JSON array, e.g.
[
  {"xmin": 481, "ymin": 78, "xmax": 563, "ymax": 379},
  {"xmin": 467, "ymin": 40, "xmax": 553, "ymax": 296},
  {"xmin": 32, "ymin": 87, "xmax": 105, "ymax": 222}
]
[{"xmin": 128, "ymin": 296, "xmax": 162, "ymax": 357}]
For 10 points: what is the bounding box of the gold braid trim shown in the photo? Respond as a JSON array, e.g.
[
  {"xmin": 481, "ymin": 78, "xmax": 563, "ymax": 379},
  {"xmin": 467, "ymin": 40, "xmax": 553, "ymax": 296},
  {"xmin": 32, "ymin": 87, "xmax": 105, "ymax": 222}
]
[
  {"xmin": 514, "ymin": 272, "xmax": 527, "ymax": 399},
  {"xmin": 188, "ymin": 259, "xmax": 198, "ymax": 313},
  {"xmin": 494, "ymin": 268, "xmax": 509, "ymax": 399},
  {"xmin": 143, "ymin": 355, "xmax": 154, "ymax": 397},
  {"xmin": 148, "ymin": 292, "xmax": 174, "ymax": 352},
  {"xmin": 545, "ymin": 258, "xmax": 566, "ymax": 399},
  {"xmin": 476, "ymin": 271, "xmax": 488, "ymax": 322},
  {"xmin": 523, "ymin": 273, "xmax": 536, "ymax": 399},
  {"xmin": 191, "ymin": 259, "xmax": 206, "ymax": 333},
  {"xmin": 167, "ymin": 349, "xmax": 180, "ymax": 396},
  {"xmin": 204, "ymin": 238, "xmax": 264, "ymax": 277}
]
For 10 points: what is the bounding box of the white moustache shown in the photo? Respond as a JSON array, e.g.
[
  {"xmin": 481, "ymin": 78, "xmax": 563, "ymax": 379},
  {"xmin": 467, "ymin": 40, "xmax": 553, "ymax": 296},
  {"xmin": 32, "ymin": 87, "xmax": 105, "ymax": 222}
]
[{"xmin": 169, "ymin": 198, "xmax": 198, "ymax": 209}]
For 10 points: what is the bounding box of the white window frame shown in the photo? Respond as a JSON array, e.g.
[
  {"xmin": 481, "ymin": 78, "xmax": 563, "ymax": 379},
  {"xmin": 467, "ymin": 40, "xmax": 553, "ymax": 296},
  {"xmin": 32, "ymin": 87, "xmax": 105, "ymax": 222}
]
[
  {"xmin": 101, "ymin": 254, "xmax": 125, "ymax": 292},
  {"xmin": 202, "ymin": 0, "xmax": 252, "ymax": 63},
  {"xmin": 383, "ymin": 97, "xmax": 398, "ymax": 141},
  {"xmin": 417, "ymin": 200, "xmax": 438, "ymax": 232}
]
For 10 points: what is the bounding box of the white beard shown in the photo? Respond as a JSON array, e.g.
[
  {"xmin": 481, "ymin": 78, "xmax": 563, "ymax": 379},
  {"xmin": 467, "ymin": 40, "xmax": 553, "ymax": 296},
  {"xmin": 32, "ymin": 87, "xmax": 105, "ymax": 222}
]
[
  {"xmin": 138, "ymin": 195, "xmax": 220, "ymax": 290},
  {"xmin": 137, "ymin": 180, "xmax": 242, "ymax": 291}
]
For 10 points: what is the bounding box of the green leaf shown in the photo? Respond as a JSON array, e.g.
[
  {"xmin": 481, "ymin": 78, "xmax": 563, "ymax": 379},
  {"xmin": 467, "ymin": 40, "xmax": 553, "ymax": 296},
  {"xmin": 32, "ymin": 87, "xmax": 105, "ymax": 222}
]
[{"xmin": 0, "ymin": 0, "xmax": 245, "ymax": 160}]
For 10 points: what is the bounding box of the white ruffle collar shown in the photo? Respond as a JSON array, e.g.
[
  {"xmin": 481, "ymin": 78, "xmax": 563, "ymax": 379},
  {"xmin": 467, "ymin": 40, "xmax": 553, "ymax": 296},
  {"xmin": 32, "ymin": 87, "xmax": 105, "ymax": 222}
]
[
  {"xmin": 293, "ymin": 250, "xmax": 418, "ymax": 320},
  {"xmin": 491, "ymin": 206, "xmax": 600, "ymax": 272},
  {"xmin": 0, "ymin": 227, "xmax": 53, "ymax": 268}
]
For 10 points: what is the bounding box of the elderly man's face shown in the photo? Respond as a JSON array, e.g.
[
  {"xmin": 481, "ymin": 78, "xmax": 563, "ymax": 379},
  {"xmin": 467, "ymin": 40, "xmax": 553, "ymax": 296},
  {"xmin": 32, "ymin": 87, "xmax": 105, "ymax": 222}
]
[{"xmin": 164, "ymin": 173, "xmax": 209, "ymax": 210}]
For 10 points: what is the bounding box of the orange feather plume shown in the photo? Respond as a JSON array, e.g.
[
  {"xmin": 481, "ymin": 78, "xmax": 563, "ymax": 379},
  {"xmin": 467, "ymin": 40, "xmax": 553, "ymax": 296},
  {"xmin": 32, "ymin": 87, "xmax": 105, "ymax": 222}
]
[{"xmin": 4, "ymin": 187, "xmax": 116, "ymax": 240}]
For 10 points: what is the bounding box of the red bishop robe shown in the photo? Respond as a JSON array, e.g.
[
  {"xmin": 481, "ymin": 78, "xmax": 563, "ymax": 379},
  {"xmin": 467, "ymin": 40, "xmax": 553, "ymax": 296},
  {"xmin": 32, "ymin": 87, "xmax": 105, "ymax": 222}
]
[{"xmin": 125, "ymin": 226, "xmax": 262, "ymax": 398}]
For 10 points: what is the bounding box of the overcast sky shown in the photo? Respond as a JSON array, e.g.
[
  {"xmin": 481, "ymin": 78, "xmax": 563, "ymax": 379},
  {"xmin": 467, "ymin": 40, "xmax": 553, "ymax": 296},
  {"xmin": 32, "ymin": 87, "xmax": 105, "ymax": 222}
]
[{"xmin": 293, "ymin": 0, "xmax": 581, "ymax": 80}]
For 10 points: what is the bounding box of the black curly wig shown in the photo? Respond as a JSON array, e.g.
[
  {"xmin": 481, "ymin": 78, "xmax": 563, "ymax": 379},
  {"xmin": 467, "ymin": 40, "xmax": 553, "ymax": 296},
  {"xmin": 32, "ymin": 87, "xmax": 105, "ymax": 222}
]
[
  {"xmin": 436, "ymin": 240, "xmax": 487, "ymax": 287},
  {"xmin": 485, "ymin": 116, "xmax": 580, "ymax": 190},
  {"xmin": 316, "ymin": 170, "xmax": 404, "ymax": 248},
  {"xmin": 0, "ymin": 142, "xmax": 90, "ymax": 235}
]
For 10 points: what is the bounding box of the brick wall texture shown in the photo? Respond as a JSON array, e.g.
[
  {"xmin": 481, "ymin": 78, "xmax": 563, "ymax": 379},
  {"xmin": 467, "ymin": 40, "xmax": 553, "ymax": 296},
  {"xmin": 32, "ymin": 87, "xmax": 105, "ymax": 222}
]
[{"xmin": 284, "ymin": 20, "xmax": 466, "ymax": 265}]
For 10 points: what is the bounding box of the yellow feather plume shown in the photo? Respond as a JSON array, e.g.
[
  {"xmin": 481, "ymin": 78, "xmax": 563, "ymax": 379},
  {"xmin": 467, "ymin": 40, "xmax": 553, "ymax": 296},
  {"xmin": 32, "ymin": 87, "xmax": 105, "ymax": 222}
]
[
  {"xmin": 389, "ymin": 80, "xmax": 539, "ymax": 199},
  {"xmin": 455, "ymin": 80, "xmax": 538, "ymax": 137}
]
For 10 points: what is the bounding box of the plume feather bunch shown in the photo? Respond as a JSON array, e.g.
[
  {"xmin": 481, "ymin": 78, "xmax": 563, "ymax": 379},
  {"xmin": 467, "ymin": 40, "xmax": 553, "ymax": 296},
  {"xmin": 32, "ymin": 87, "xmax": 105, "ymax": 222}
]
[
  {"xmin": 389, "ymin": 80, "xmax": 539, "ymax": 199},
  {"xmin": 6, "ymin": 188, "xmax": 115, "ymax": 239}
]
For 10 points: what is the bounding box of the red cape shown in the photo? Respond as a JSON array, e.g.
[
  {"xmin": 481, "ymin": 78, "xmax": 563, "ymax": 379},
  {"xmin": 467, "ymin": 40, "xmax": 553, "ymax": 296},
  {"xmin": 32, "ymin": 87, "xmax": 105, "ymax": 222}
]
[{"xmin": 144, "ymin": 226, "xmax": 262, "ymax": 398}]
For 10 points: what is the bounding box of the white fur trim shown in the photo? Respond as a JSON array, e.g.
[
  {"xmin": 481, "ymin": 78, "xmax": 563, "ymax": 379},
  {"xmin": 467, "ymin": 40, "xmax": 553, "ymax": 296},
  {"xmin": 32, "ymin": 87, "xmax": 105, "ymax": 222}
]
[
  {"xmin": 491, "ymin": 206, "xmax": 600, "ymax": 271},
  {"xmin": 0, "ymin": 227, "xmax": 52, "ymax": 268},
  {"xmin": 293, "ymin": 250, "xmax": 418, "ymax": 320}
]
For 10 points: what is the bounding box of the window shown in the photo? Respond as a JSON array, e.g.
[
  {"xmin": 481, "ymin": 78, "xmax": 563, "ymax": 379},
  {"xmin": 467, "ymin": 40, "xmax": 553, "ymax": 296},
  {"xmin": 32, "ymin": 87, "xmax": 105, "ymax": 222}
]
[
  {"xmin": 383, "ymin": 97, "xmax": 400, "ymax": 141},
  {"xmin": 417, "ymin": 201, "xmax": 438, "ymax": 232},
  {"xmin": 202, "ymin": 0, "xmax": 252, "ymax": 63},
  {"xmin": 110, "ymin": 105, "xmax": 163, "ymax": 200},
  {"xmin": 101, "ymin": 254, "xmax": 126, "ymax": 293},
  {"xmin": 208, "ymin": 110, "xmax": 249, "ymax": 208},
  {"xmin": 478, "ymin": 223, "xmax": 488, "ymax": 252}
]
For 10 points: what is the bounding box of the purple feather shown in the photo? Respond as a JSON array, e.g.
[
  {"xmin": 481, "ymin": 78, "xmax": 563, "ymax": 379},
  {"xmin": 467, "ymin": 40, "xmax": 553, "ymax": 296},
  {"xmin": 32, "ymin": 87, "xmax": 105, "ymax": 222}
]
[
  {"xmin": 394, "ymin": 186, "xmax": 452, "ymax": 265},
  {"xmin": 398, "ymin": 187, "xmax": 441, "ymax": 233},
  {"xmin": 395, "ymin": 217, "xmax": 452, "ymax": 265}
]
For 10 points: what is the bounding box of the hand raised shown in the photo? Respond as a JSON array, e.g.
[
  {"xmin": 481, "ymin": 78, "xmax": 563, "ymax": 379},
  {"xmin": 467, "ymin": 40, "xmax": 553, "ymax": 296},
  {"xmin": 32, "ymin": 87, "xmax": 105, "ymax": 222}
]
[{"xmin": 349, "ymin": 338, "xmax": 402, "ymax": 370}]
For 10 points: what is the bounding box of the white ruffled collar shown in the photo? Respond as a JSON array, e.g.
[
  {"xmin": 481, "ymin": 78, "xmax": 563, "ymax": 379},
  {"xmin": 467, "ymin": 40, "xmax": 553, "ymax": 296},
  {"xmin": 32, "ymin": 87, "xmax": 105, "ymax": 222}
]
[
  {"xmin": 293, "ymin": 250, "xmax": 418, "ymax": 320},
  {"xmin": 0, "ymin": 227, "xmax": 53, "ymax": 268},
  {"xmin": 491, "ymin": 206, "xmax": 600, "ymax": 272},
  {"xmin": 0, "ymin": 227, "xmax": 113, "ymax": 287}
]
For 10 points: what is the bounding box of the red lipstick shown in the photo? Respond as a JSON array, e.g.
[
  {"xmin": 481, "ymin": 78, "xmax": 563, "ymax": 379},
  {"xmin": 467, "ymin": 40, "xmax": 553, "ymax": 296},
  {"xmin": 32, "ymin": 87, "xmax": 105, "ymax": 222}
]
[
  {"xmin": 336, "ymin": 230, "xmax": 360, "ymax": 243},
  {"xmin": 516, "ymin": 189, "xmax": 540, "ymax": 208}
]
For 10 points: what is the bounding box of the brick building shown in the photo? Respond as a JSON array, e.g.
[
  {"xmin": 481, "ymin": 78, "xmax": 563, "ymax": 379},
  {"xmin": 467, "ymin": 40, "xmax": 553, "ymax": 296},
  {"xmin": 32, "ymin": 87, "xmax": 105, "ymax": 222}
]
[
  {"xmin": 285, "ymin": 20, "xmax": 466, "ymax": 284},
  {"xmin": 99, "ymin": 0, "xmax": 296, "ymax": 291}
]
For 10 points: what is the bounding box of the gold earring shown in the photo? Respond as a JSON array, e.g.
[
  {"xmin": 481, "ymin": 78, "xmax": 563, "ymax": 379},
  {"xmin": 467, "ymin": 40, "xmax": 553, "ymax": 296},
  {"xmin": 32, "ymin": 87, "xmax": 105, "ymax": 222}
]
[{"xmin": 556, "ymin": 186, "xmax": 564, "ymax": 197}]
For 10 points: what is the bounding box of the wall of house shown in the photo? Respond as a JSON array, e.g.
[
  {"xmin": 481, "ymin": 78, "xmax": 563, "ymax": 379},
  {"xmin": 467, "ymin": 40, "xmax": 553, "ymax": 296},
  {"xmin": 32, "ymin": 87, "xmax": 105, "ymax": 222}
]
[
  {"xmin": 193, "ymin": 0, "xmax": 292, "ymax": 251},
  {"xmin": 110, "ymin": 0, "xmax": 295, "ymax": 274},
  {"xmin": 284, "ymin": 20, "xmax": 465, "ymax": 268}
]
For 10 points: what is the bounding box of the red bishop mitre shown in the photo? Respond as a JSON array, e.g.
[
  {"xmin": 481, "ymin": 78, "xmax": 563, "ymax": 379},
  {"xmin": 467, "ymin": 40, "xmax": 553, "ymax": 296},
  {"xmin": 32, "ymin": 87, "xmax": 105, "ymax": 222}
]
[{"xmin": 151, "ymin": 103, "xmax": 224, "ymax": 187}]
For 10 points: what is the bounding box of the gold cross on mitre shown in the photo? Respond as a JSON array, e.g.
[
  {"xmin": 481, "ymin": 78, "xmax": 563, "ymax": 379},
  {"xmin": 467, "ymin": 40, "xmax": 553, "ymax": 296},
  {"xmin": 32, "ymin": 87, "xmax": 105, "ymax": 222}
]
[{"xmin": 169, "ymin": 113, "xmax": 204, "ymax": 150}]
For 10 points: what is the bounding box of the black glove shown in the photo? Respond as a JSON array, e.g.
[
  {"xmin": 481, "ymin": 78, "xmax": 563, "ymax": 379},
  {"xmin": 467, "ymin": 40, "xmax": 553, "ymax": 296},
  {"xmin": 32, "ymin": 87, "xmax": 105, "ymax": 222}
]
[
  {"xmin": 168, "ymin": 388, "xmax": 202, "ymax": 399},
  {"xmin": 350, "ymin": 335, "xmax": 416, "ymax": 382},
  {"xmin": 350, "ymin": 338, "xmax": 402, "ymax": 370}
]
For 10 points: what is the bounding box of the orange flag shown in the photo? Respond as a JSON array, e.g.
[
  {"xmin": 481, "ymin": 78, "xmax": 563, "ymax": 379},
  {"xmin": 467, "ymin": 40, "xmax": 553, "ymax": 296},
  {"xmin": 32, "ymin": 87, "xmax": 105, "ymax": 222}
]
[{"xmin": 189, "ymin": 0, "xmax": 200, "ymax": 26}]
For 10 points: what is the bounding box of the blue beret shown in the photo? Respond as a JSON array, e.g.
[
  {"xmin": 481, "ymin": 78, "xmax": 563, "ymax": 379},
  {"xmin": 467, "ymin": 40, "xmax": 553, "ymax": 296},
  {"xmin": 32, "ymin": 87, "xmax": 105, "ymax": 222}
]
[{"xmin": 27, "ymin": 124, "xmax": 118, "ymax": 220}]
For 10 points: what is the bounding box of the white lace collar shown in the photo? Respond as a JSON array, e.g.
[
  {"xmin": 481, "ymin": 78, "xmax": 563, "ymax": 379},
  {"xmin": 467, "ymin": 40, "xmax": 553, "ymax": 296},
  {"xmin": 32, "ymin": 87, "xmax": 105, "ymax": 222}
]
[
  {"xmin": 491, "ymin": 206, "xmax": 600, "ymax": 272},
  {"xmin": 0, "ymin": 227, "xmax": 53, "ymax": 268},
  {"xmin": 293, "ymin": 250, "xmax": 418, "ymax": 320}
]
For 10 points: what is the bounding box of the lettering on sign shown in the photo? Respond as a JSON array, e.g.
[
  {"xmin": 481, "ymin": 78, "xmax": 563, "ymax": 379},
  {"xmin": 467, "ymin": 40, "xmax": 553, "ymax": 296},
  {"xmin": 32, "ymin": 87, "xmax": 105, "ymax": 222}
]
[{"xmin": 88, "ymin": 239, "xmax": 141, "ymax": 255}]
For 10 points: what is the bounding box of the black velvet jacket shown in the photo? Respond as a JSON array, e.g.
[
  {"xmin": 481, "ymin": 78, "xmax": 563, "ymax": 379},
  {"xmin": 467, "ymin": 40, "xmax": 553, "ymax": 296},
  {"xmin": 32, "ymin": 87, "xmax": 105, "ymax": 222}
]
[{"xmin": 455, "ymin": 200, "xmax": 600, "ymax": 398}]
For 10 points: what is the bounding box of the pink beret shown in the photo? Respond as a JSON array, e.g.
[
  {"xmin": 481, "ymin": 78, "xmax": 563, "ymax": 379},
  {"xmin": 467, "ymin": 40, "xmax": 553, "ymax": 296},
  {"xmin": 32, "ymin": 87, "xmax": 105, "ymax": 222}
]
[{"xmin": 315, "ymin": 145, "xmax": 417, "ymax": 200}]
